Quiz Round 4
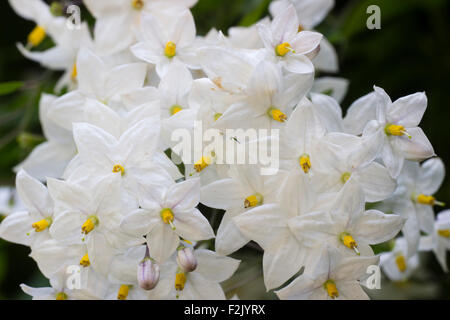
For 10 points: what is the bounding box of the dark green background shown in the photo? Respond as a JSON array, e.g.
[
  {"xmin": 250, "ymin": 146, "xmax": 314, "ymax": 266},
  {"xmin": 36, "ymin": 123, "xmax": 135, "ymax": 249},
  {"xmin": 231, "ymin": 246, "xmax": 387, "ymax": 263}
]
[{"xmin": 0, "ymin": 0, "xmax": 449, "ymax": 299}]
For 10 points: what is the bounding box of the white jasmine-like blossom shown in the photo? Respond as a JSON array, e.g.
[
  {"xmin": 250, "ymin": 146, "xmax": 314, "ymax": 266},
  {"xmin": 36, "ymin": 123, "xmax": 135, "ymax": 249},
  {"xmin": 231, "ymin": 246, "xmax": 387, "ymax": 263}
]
[
  {"xmin": 131, "ymin": 10, "xmax": 199, "ymax": 77},
  {"xmin": 419, "ymin": 210, "xmax": 450, "ymax": 272},
  {"xmin": 276, "ymin": 246, "xmax": 379, "ymax": 300},
  {"xmin": 0, "ymin": 170, "xmax": 54, "ymax": 248},
  {"xmin": 201, "ymin": 165, "xmax": 289, "ymax": 255},
  {"xmin": 289, "ymin": 180, "xmax": 404, "ymax": 257},
  {"xmin": 2, "ymin": 0, "xmax": 447, "ymax": 301},
  {"xmin": 121, "ymin": 178, "xmax": 214, "ymax": 263},
  {"xmin": 390, "ymin": 158, "xmax": 445, "ymax": 257},
  {"xmin": 84, "ymin": 0, "xmax": 197, "ymax": 55},
  {"xmin": 380, "ymin": 237, "xmax": 419, "ymax": 282},
  {"xmin": 362, "ymin": 86, "xmax": 435, "ymax": 178},
  {"xmin": 258, "ymin": 4, "xmax": 323, "ymax": 74}
]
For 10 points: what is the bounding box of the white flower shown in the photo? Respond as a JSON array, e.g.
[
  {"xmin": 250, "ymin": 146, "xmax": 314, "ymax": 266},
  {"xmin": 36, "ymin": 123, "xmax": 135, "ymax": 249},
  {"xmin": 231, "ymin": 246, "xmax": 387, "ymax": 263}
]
[
  {"xmin": 84, "ymin": 0, "xmax": 197, "ymax": 55},
  {"xmin": 289, "ymin": 179, "xmax": 404, "ymax": 257},
  {"xmin": 258, "ymin": 4, "xmax": 323, "ymax": 74},
  {"xmin": 313, "ymin": 132, "xmax": 396, "ymax": 202},
  {"xmin": 200, "ymin": 165, "xmax": 289, "ymax": 255},
  {"xmin": 48, "ymin": 47, "xmax": 148, "ymax": 129},
  {"xmin": 419, "ymin": 210, "xmax": 450, "ymax": 272},
  {"xmin": 121, "ymin": 178, "xmax": 214, "ymax": 263},
  {"xmin": 65, "ymin": 121, "xmax": 178, "ymax": 204},
  {"xmin": 214, "ymin": 61, "xmax": 312, "ymax": 131},
  {"xmin": 0, "ymin": 170, "xmax": 54, "ymax": 247},
  {"xmin": 380, "ymin": 237, "xmax": 419, "ymax": 281},
  {"xmin": 270, "ymin": 0, "xmax": 338, "ymax": 73},
  {"xmin": 363, "ymin": 86, "xmax": 435, "ymax": 178},
  {"xmin": 276, "ymin": 246, "xmax": 379, "ymax": 300},
  {"xmin": 390, "ymin": 158, "xmax": 445, "ymax": 256},
  {"xmin": 269, "ymin": 0, "xmax": 335, "ymax": 30},
  {"xmin": 48, "ymin": 175, "xmax": 142, "ymax": 274},
  {"xmin": 232, "ymin": 174, "xmax": 317, "ymax": 290},
  {"xmin": 131, "ymin": 10, "xmax": 199, "ymax": 77},
  {"xmin": 167, "ymin": 249, "xmax": 240, "ymax": 300}
]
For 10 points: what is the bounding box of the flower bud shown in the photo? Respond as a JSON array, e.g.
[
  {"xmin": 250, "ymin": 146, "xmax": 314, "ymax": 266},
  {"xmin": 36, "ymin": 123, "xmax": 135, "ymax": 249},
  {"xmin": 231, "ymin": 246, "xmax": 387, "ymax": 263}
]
[
  {"xmin": 177, "ymin": 247, "xmax": 197, "ymax": 272},
  {"xmin": 137, "ymin": 258, "xmax": 160, "ymax": 290}
]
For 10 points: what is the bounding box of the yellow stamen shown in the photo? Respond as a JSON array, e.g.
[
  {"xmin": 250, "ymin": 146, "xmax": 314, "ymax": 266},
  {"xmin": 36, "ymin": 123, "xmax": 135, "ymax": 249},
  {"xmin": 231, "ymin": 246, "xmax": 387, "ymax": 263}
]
[
  {"xmin": 32, "ymin": 218, "xmax": 52, "ymax": 232},
  {"xmin": 395, "ymin": 255, "xmax": 407, "ymax": 272},
  {"xmin": 160, "ymin": 208, "xmax": 175, "ymax": 230},
  {"xmin": 341, "ymin": 172, "xmax": 351, "ymax": 184},
  {"xmin": 56, "ymin": 292, "xmax": 67, "ymax": 300},
  {"xmin": 214, "ymin": 113, "xmax": 222, "ymax": 121},
  {"xmin": 299, "ymin": 154, "xmax": 311, "ymax": 174},
  {"xmin": 81, "ymin": 216, "xmax": 98, "ymax": 235},
  {"xmin": 416, "ymin": 194, "xmax": 444, "ymax": 206},
  {"xmin": 244, "ymin": 193, "xmax": 263, "ymax": 208},
  {"xmin": 194, "ymin": 156, "xmax": 211, "ymax": 173},
  {"xmin": 79, "ymin": 253, "xmax": 90, "ymax": 267},
  {"xmin": 339, "ymin": 232, "xmax": 360, "ymax": 255},
  {"xmin": 71, "ymin": 63, "xmax": 77, "ymax": 80},
  {"xmin": 164, "ymin": 41, "xmax": 176, "ymax": 58},
  {"xmin": 438, "ymin": 229, "xmax": 450, "ymax": 238},
  {"xmin": 175, "ymin": 272, "xmax": 187, "ymax": 298},
  {"xmin": 385, "ymin": 124, "xmax": 411, "ymax": 139},
  {"xmin": 275, "ymin": 42, "xmax": 293, "ymax": 57},
  {"xmin": 267, "ymin": 107, "xmax": 287, "ymax": 122},
  {"xmin": 170, "ymin": 105, "xmax": 183, "ymax": 115},
  {"xmin": 112, "ymin": 164, "xmax": 125, "ymax": 176},
  {"xmin": 117, "ymin": 285, "xmax": 130, "ymax": 300},
  {"xmin": 324, "ymin": 280, "xmax": 339, "ymax": 299},
  {"xmin": 132, "ymin": 0, "xmax": 144, "ymax": 10},
  {"xmin": 298, "ymin": 25, "xmax": 305, "ymax": 32},
  {"xmin": 28, "ymin": 25, "xmax": 46, "ymax": 47}
]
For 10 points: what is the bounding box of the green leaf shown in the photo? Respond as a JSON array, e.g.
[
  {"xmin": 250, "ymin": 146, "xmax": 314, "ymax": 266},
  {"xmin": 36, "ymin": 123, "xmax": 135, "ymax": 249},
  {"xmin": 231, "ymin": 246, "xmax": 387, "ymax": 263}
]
[
  {"xmin": 0, "ymin": 82, "xmax": 24, "ymax": 96},
  {"xmin": 238, "ymin": 0, "xmax": 271, "ymax": 27}
]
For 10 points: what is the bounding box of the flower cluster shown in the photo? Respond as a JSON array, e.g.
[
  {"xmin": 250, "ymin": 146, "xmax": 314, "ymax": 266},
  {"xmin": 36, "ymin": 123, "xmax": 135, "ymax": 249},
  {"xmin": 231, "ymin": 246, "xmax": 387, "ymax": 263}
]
[{"xmin": 0, "ymin": 0, "xmax": 447, "ymax": 300}]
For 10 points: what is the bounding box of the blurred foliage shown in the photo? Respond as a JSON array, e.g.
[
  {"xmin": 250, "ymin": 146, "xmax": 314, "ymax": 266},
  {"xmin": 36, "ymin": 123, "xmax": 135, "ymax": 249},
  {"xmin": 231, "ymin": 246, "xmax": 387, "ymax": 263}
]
[{"xmin": 0, "ymin": 0, "xmax": 449, "ymax": 299}]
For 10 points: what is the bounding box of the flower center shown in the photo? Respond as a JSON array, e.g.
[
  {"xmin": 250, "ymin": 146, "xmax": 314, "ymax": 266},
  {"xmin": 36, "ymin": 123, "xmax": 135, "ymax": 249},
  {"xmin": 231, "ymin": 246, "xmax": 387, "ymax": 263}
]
[
  {"xmin": 71, "ymin": 63, "xmax": 77, "ymax": 81},
  {"xmin": 56, "ymin": 292, "xmax": 67, "ymax": 300},
  {"xmin": 170, "ymin": 105, "xmax": 183, "ymax": 115},
  {"xmin": 28, "ymin": 25, "xmax": 46, "ymax": 47},
  {"xmin": 112, "ymin": 164, "xmax": 125, "ymax": 176},
  {"xmin": 299, "ymin": 154, "xmax": 311, "ymax": 174},
  {"xmin": 415, "ymin": 194, "xmax": 444, "ymax": 206},
  {"xmin": 244, "ymin": 193, "xmax": 263, "ymax": 208},
  {"xmin": 267, "ymin": 107, "xmax": 287, "ymax": 122},
  {"xmin": 385, "ymin": 124, "xmax": 411, "ymax": 139},
  {"xmin": 339, "ymin": 232, "xmax": 360, "ymax": 255},
  {"xmin": 164, "ymin": 41, "xmax": 176, "ymax": 58},
  {"xmin": 79, "ymin": 253, "xmax": 90, "ymax": 267},
  {"xmin": 395, "ymin": 255, "xmax": 407, "ymax": 272},
  {"xmin": 275, "ymin": 42, "xmax": 293, "ymax": 57},
  {"xmin": 323, "ymin": 280, "xmax": 339, "ymax": 299},
  {"xmin": 81, "ymin": 216, "xmax": 99, "ymax": 235},
  {"xmin": 194, "ymin": 156, "xmax": 212, "ymax": 173},
  {"xmin": 131, "ymin": 0, "xmax": 144, "ymax": 10},
  {"xmin": 175, "ymin": 272, "xmax": 187, "ymax": 298},
  {"xmin": 214, "ymin": 113, "xmax": 223, "ymax": 121},
  {"xmin": 160, "ymin": 208, "xmax": 176, "ymax": 230},
  {"xmin": 31, "ymin": 217, "xmax": 52, "ymax": 232},
  {"xmin": 341, "ymin": 172, "xmax": 351, "ymax": 184},
  {"xmin": 117, "ymin": 285, "xmax": 130, "ymax": 300},
  {"xmin": 437, "ymin": 229, "xmax": 450, "ymax": 238}
]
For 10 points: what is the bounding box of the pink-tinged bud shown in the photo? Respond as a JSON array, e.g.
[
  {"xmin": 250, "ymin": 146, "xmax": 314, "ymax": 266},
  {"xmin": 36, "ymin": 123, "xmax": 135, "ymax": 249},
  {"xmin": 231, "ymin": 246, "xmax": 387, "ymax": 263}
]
[
  {"xmin": 177, "ymin": 247, "xmax": 197, "ymax": 272},
  {"xmin": 137, "ymin": 258, "xmax": 160, "ymax": 290}
]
